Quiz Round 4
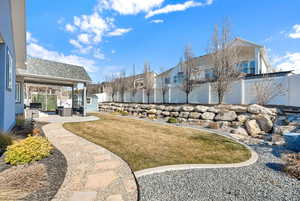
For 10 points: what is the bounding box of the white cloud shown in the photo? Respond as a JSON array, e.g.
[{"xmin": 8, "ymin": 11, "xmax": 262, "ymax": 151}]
[
  {"xmin": 27, "ymin": 33, "xmax": 98, "ymax": 73},
  {"xmin": 26, "ymin": 32, "xmax": 38, "ymax": 43},
  {"xmin": 111, "ymin": 50, "xmax": 116, "ymax": 54},
  {"xmin": 150, "ymin": 19, "xmax": 164, "ymax": 23},
  {"xmin": 78, "ymin": 33, "xmax": 90, "ymax": 44},
  {"xmin": 289, "ymin": 24, "xmax": 300, "ymax": 39},
  {"xmin": 108, "ymin": 28, "xmax": 132, "ymax": 36},
  {"xmin": 97, "ymin": 0, "xmax": 164, "ymax": 15},
  {"xmin": 145, "ymin": 0, "xmax": 213, "ymax": 18},
  {"xmin": 65, "ymin": 24, "xmax": 76, "ymax": 32},
  {"xmin": 273, "ymin": 52, "xmax": 300, "ymax": 73}
]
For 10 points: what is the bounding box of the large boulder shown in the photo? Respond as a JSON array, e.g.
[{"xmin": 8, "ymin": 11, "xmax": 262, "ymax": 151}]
[
  {"xmin": 201, "ymin": 112, "xmax": 215, "ymax": 120},
  {"xmin": 147, "ymin": 109, "xmax": 157, "ymax": 114},
  {"xmin": 245, "ymin": 119, "xmax": 262, "ymax": 137},
  {"xmin": 228, "ymin": 105, "xmax": 248, "ymax": 113},
  {"xmin": 172, "ymin": 106, "xmax": 182, "ymax": 112},
  {"xmin": 161, "ymin": 111, "xmax": 170, "ymax": 116},
  {"xmin": 273, "ymin": 125, "xmax": 297, "ymax": 135},
  {"xmin": 179, "ymin": 112, "xmax": 190, "ymax": 118},
  {"xmin": 215, "ymin": 111, "xmax": 237, "ymax": 121},
  {"xmin": 165, "ymin": 106, "xmax": 174, "ymax": 111},
  {"xmin": 207, "ymin": 107, "xmax": 220, "ymax": 113},
  {"xmin": 237, "ymin": 114, "xmax": 249, "ymax": 123},
  {"xmin": 194, "ymin": 105, "xmax": 209, "ymax": 113},
  {"xmin": 189, "ymin": 112, "xmax": 201, "ymax": 119},
  {"xmin": 156, "ymin": 105, "xmax": 165, "ymax": 110},
  {"xmin": 255, "ymin": 115, "xmax": 273, "ymax": 133},
  {"xmin": 248, "ymin": 104, "xmax": 276, "ymax": 116},
  {"xmin": 170, "ymin": 112, "xmax": 179, "ymax": 117},
  {"xmin": 231, "ymin": 127, "xmax": 249, "ymax": 136},
  {"xmin": 181, "ymin": 105, "xmax": 194, "ymax": 112}
]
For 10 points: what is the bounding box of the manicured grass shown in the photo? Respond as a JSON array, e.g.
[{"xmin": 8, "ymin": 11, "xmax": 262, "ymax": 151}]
[{"xmin": 64, "ymin": 113, "xmax": 251, "ymax": 171}]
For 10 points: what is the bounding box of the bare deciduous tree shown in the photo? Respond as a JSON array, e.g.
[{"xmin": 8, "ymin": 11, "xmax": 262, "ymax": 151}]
[
  {"xmin": 105, "ymin": 74, "xmax": 118, "ymax": 102},
  {"xmin": 130, "ymin": 65, "xmax": 138, "ymax": 102},
  {"xmin": 159, "ymin": 67, "xmax": 169, "ymax": 104},
  {"xmin": 181, "ymin": 45, "xmax": 196, "ymax": 104},
  {"xmin": 254, "ymin": 74, "xmax": 287, "ymax": 105},
  {"xmin": 117, "ymin": 71, "xmax": 128, "ymax": 102},
  {"xmin": 208, "ymin": 22, "xmax": 241, "ymax": 104},
  {"xmin": 143, "ymin": 62, "xmax": 155, "ymax": 104}
]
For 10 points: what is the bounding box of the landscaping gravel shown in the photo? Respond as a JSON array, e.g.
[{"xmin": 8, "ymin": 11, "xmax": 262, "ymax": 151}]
[{"xmin": 137, "ymin": 144, "xmax": 300, "ymax": 201}]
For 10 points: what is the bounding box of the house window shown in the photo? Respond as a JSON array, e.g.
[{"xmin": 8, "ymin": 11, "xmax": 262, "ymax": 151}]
[
  {"xmin": 16, "ymin": 82, "xmax": 21, "ymax": 103},
  {"xmin": 87, "ymin": 97, "xmax": 91, "ymax": 104},
  {"xmin": 164, "ymin": 77, "xmax": 170, "ymax": 84},
  {"xmin": 205, "ymin": 69, "xmax": 213, "ymax": 79},
  {"xmin": 6, "ymin": 48, "xmax": 13, "ymax": 90},
  {"xmin": 240, "ymin": 60, "xmax": 256, "ymax": 74}
]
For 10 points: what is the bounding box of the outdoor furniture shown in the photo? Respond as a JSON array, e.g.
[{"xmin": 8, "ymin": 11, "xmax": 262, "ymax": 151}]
[
  {"xmin": 283, "ymin": 133, "xmax": 300, "ymax": 152},
  {"xmin": 58, "ymin": 107, "xmax": 72, "ymax": 117},
  {"xmin": 30, "ymin": 103, "xmax": 42, "ymax": 110}
]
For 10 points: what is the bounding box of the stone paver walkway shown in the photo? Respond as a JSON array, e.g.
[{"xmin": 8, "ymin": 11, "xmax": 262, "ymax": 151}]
[{"xmin": 42, "ymin": 122, "xmax": 138, "ymax": 201}]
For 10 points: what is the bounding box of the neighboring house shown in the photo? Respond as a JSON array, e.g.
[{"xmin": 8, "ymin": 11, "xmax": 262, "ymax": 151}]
[
  {"xmin": 86, "ymin": 94, "xmax": 98, "ymax": 112},
  {"xmin": 158, "ymin": 38, "xmax": 272, "ymax": 88},
  {"xmin": 0, "ymin": 0, "xmax": 26, "ymax": 132}
]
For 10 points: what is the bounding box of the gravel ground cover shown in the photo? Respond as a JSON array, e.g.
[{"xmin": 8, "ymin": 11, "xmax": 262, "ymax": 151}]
[{"xmin": 137, "ymin": 144, "xmax": 300, "ymax": 201}]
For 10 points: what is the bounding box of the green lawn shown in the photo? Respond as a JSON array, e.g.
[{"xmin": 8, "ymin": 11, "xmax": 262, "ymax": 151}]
[{"xmin": 64, "ymin": 113, "xmax": 251, "ymax": 171}]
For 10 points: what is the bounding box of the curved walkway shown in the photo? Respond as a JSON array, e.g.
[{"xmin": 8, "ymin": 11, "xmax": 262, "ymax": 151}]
[{"xmin": 42, "ymin": 117, "xmax": 138, "ymax": 201}]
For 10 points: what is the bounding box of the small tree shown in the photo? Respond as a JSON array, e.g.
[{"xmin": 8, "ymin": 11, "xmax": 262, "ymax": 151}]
[
  {"xmin": 143, "ymin": 62, "xmax": 155, "ymax": 104},
  {"xmin": 181, "ymin": 45, "xmax": 196, "ymax": 104},
  {"xmin": 208, "ymin": 22, "xmax": 241, "ymax": 104},
  {"xmin": 117, "ymin": 71, "xmax": 128, "ymax": 102},
  {"xmin": 130, "ymin": 65, "xmax": 138, "ymax": 102},
  {"xmin": 254, "ymin": 74, "xmax": 287, "ymax": 105},
  {"xmin": 159, "ymin": 67, "xmax": 169, "ymax": 104},
  {"xmin": 105, "ymin": 74, "xmax": 118, "ymax": 102}
]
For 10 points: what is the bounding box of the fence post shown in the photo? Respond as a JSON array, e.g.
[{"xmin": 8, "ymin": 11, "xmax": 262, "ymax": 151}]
[
  {"xmin": 168, "ymin": 86, "xmax": 172, "ymax": 103},
  {"xmin": 142, "ymin": 89, "xmax": 145, "ymax": 103},
  {"xmin": 208, "ymin": 83, "xmax": 211, "ymax": 104},
  {"xmin": 240, "ymin": 79, "xmax": 245, "ymax": 104}
]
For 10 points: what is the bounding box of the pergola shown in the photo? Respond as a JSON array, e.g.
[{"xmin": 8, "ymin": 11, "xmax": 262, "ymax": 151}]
[{"xmin": 16, "ymin": 57, "xmax": 92, "ymax": 116}]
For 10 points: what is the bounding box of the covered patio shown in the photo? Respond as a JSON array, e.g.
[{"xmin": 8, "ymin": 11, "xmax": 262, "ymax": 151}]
[{"xmin": 16, "ymin": 57, "xmax": 92, "ymax": 118}]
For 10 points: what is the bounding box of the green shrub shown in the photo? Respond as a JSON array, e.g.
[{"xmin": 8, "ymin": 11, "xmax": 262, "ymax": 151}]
[
  {"xmin": 120, "ymin": 111, "xmax": 129, "ymax": 116},
  {"xmin": 167, "ymin": 117, "xmax": 178, "ymax": 124},
  {"xmin": 4, "ymin": 136, "xmax": 53, "ymax": 165},
  {"xmin": 0, "ymin": 133, "xmax": 13, "ymax": 152}
]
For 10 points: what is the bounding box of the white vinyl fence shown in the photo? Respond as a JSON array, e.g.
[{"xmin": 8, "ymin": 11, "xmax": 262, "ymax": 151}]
[{"xmin": 97, "ymin": 74, "xmax": 300, "ymax": 107}]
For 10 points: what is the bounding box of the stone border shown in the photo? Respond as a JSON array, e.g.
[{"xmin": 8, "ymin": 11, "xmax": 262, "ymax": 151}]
[{"xmin": 40, "ymin": 116, "xmax": 138, "ymax": 201}]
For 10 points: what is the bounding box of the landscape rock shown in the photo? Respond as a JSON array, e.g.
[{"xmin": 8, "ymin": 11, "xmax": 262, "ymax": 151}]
[
  {"xmin": 207, "ymin": 107, "xmax": 220, "ymax": 113},
  {"xmin": 248, "ymin": 104, "xmax": 276, "ymax": 116},
  {"xmin": 181, "ymin": 106, "xmax": 194, "ymax": 112},
  {"xmin": 147, "ymin": 109, "xmax": 157, "ymax": 114},
  {"xmin": 172, "ymin": 106, "xmax": 181, "ymax": 112},
  {"xmin": 237, "ymin": 114, "xmax": 249, "ymax": 123},
  {"xmin": 201, "ymin": 112, "xmax": 215, "ymax": 120},
  {"xmin": 165, "ymin": 106, "xmax": 174, "ymax": 111},
  {"xmin": 194, "ymin": 105, "xmax": 209, "ymax": 113},
  {"xmin": 255, "ymin": 115, "xmax": 273, "ymax": 133},
  {"xmin": 156, "ymin": 105, "xmax": 165, "ymax": 110},
  {"xmin": 189, "ymin": 112, "xmax": 201, "ymax": 119},
  {"xmin": 273, "ymin": 125, "xmax": 297, "ymax": 135},
  {"xmin": 228, "ymin": 105, "xmax": 248, "ymax": 113},
  {"xmin": 179, "ymin": 112, "xmax": 190, "ymax": 118},
  {"xmin": 161, "ymin": 111, "xmax": 170, "ymax": 116},
  {"xmin": 231, "ymin": 127, "xmax": 249, "ymax": 136},
  {"xmin": 215, "ymin": 111, "xmax": 237, "ymax": 121},
  {"xmin": 170, "ymin": 112, "xmax": 179, "ymax": 117},
  {"xmin": 245, "ymin": 119, "xmax": 262, "ymax": 137}
]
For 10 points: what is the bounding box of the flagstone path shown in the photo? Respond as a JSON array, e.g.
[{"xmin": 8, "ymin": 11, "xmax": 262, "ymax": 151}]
[{"xmin": 42, "ymin": 122, "xmax": 138, "ymax": 201}]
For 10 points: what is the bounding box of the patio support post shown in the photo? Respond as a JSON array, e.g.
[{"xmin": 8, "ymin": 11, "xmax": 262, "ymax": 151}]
[
  {"xmin": 71, "ymin": 84, "xmax": 74, "ymax": 113},
  {"xmin": 83, "ymin": 82, "xmax": 87, "ymax": 116}
]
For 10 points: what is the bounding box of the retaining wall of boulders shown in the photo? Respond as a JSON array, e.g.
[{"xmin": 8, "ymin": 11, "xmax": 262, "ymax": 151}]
[{"xmin": 99, "ymin": 103, "xmax": 300, "ymax": 142}]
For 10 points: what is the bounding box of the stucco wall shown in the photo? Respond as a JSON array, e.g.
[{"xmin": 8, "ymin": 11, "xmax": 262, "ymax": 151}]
[{"xmin": 0, "ymin": 0, "xmax": 16, "ymax": 132}]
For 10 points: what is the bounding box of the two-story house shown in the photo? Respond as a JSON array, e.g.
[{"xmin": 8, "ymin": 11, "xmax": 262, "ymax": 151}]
[{"xmin": 157, "ymin": 38, "xmax": 272, "ymax": 88}]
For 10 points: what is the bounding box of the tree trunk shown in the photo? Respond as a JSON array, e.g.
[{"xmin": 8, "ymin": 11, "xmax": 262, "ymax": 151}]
[
  {"xmin": 186, "ymin": 93, "xmax": 189, "ymax": 104},
  {"xmin": 162, "ymin": 92, "xmax": 165, "ymax": 104},
  {"xmin": 147, "ymin": 95, "xmax": 150, "ymax": 104}
]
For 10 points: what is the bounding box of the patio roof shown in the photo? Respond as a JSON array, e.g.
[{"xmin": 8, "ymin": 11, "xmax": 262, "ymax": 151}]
[{"xmin": 17, "ymin": 57, "xmax": 92, "ymax": 86}]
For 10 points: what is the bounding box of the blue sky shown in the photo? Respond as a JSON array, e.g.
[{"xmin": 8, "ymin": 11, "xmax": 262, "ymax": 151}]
[{"xmin": 26, "ymin": 0, "xmax": 300, "ymax": 82}]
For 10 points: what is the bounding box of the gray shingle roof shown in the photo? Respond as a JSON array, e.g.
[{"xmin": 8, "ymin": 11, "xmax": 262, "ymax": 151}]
[{"xmin": 17, "ymin": 57, "xmax": 92, "ymax": 82}]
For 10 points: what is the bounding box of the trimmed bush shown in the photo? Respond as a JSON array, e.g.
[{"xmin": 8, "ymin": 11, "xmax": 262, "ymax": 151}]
[
  {"xmin": 283, "ymin": 153, "xmax": 300, "ymax": 179},
  {"xmin": 0, "ymin": 133, "xmax": 13, "ymax": 152},
  {"xmin": 4, "ymin": 136, "xmax": 53, "ymax": 165},
  {"xmin": 167, "ymin": 117, "xmax": 178, "ymax": 124}
]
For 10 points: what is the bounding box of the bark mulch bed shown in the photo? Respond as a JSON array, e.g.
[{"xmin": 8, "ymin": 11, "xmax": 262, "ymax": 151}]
[{"xmin": 0, "ymin": 122, "xmax": 67, "ymax": 201}]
